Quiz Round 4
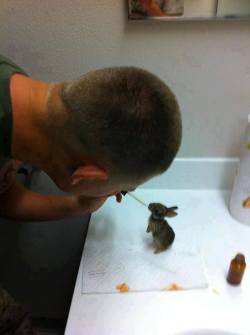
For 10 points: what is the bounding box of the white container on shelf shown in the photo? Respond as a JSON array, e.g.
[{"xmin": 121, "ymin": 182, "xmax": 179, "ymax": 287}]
[
  {"xmin": 184, "ymin": 0, "xmax": 217, "ymax": 18},
  {"xmin": 229, "ymin": 114, "xmax": 250, "ymax": 226},
  {"xmin": 217, "ymin": 0, "xmax": 250, "ymax": 17}
]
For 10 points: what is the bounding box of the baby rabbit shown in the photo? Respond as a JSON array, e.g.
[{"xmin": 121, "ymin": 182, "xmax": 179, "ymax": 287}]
[{"xmin": 147, "ymin": 203, "xmax": 178, "ymax": 254}]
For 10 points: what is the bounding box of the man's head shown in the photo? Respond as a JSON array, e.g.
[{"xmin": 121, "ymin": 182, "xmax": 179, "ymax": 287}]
[{"xmin": 45, "ymin": 66, "xmax": 182, "ymax": 196}]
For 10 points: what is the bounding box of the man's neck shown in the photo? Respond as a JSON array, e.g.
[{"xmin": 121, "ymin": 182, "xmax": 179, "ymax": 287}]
[
  {"xmin": 10, "ymin": 75, "xmax": 75, "ymax": 188},
  {"xmin": 10, "ymin": 73, "xmax": 51, "ymax": 167}
]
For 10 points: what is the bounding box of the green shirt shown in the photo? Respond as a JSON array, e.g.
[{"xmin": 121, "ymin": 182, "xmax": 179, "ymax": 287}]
[{"xmin": 0, "ymin": 54, "xmax": 27, "ymax": 167}]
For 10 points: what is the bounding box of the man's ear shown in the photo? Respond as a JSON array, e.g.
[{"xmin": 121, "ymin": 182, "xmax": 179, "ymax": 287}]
[{"xmin": 71, "ymin": 165, "xmax": 108, "ymax": 185}]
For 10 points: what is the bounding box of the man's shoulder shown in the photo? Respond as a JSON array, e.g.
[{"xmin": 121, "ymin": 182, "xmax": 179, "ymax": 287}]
[
  {"xmin": 0, "ymin": 55, "xmax": 28, "ymax": 165},
  {"xmin": 0, "ymin": 159, "xmax": 22, "ymax": 194},
  {"xmin": 0, "ymin": 54, "xmax": 27, "ymax": 75}
]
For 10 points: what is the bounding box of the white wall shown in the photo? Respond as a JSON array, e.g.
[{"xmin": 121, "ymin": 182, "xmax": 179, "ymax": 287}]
[{"xmin": 1, "ymin": 0, "xmax": 250, "ymax": 158}]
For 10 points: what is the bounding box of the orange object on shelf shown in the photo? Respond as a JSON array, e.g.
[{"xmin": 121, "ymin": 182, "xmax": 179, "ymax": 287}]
[{"xmin": 138, "ymin": 0, "xmax": 165, "ymax": 16}]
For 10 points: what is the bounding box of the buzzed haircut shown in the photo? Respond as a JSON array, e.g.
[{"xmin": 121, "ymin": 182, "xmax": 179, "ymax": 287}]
[{"xmin": 60, "ymin": 67, "xmax": 182, "ymax": 179}]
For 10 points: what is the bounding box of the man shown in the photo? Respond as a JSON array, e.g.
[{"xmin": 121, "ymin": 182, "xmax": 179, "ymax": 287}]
[
  {"xmin": 0, "ymin": 54, "xmax": 181, "ymax": 333},
  {"xmin": 0, "ymin": 54, "xmax": 182, "ymax": 221}
]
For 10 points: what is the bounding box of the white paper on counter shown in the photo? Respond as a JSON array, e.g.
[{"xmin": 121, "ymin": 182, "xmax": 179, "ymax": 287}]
[{"xmin": 81, "ymin": 191, "xmax": 208, "ymax": 294}]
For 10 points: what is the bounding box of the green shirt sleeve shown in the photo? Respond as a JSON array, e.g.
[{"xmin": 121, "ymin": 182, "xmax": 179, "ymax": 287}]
[{"xmin": 0, "ymin": 54, "xmax": 28, "ymax": 165}]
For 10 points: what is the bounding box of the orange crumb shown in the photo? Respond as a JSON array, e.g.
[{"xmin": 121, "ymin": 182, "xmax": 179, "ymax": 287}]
[
  {"xmin": 116, "ymin": 283, "xmax": 129, "ymax": 293},
  {"xmin": 162, "ymin": 283, "xmax": 183, "ymax": 291}
]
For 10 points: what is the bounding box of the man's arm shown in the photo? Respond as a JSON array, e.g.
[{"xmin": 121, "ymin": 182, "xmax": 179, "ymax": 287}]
[{"xmin": 0, "ymin": 181, "xmax": 107, "ymax": 221}]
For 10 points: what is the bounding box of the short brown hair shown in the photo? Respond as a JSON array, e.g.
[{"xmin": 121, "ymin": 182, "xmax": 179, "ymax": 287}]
[{"xmin": 60, "ymin": 67, "xmax": 182, "ymax": 178}]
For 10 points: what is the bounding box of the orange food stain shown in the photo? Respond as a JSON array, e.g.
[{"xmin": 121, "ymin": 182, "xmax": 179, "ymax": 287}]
[
  {"xmin": 162, "ymin": 283, "xmax": 183, "ymax": 291},
  {"xmin": 116, "ymin": 283, "xmax": 130, "ymax": 293}
]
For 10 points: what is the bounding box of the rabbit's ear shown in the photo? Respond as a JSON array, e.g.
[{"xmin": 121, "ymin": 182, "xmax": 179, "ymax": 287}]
[
  {"xmin": 166, "ymin": 210, "xmax": 178, "ymax": 217},
  {"xmin": 165, "ymin": 206, "xmax": 178, "ymax": 217},
  {"xmin": 168, "ymin": 206, "xmax": 178, "ymax": 211}
]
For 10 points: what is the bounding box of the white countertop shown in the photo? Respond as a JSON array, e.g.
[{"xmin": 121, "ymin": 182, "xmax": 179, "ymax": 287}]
[{"xmin": 65, "ymin": 189, "xmax": 250, "ymax": 335}]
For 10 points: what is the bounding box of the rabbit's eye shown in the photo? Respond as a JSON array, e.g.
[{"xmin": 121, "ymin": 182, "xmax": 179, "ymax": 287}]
[{"xmin": 155, "ymin": 210, "xmax": 163, "ymax": 217}]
